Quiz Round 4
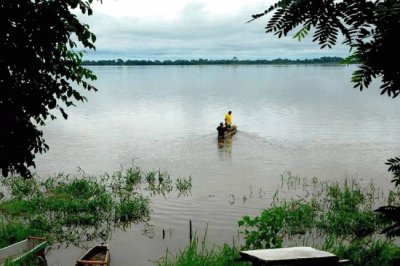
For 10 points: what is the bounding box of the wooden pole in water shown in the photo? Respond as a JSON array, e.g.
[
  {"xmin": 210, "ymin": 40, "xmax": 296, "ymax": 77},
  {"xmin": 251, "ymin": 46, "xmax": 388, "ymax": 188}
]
[{"xmin": 189, "ymin": 220, "xmax": 192, "ymax": 243}]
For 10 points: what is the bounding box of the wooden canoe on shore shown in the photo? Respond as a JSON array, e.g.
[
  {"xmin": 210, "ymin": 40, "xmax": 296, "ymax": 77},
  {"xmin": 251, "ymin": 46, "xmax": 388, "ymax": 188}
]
[
  {"xmin": 0, "ymin": 236, "xmax": 47, "ymax": 265},
  {"xmin": 76, "ymin": 243, "xmax": 110, "ymax": 266},
  {"xmin": 224, "ymin": 124, "xmax": 237, "ymax": 137}
]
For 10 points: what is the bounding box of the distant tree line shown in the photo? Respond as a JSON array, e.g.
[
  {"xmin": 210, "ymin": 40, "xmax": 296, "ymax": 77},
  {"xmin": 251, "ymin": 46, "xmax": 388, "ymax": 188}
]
[{"xmin": 82, "ymin": 56, "xmax": 346, "ymax": 66}]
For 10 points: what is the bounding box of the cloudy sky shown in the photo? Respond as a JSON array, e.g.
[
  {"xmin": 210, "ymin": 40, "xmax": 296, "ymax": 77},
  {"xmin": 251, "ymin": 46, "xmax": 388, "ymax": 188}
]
[{"xmin": 78, "ymin": 0, "xmax": 350, "ymax": 61}]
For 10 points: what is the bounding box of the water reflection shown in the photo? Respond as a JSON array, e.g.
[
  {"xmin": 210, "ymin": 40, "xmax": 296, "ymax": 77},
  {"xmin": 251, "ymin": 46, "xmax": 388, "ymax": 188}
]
[
  {"xmin": 217, "ymin": 137, "xmax": 233, "ymax": 155},
  {"xmin": 35, "ymin": 65, "xmax": 400, "ymax": 266}
]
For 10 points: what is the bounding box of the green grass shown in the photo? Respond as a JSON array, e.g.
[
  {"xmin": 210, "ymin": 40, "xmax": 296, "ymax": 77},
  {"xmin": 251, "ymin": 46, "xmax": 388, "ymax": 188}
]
[{"xmin": 157, "ymin": 233, "xmax": 250, "ymax": 266}]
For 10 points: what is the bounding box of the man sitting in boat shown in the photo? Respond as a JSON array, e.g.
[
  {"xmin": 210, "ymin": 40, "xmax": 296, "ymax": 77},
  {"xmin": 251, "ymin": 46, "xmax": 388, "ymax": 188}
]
[
  {"xmin": 225, "ymin": 110, "xmax": 232, "ymax": 129},
  {"xmin": 217, "ymin": 122, "xmax": 227, "ymax": 139}
]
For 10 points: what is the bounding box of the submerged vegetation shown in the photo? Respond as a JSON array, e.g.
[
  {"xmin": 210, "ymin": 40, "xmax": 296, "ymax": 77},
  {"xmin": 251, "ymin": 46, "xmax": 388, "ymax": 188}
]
[
  {"xmin": 3, "ymin": 170, "xmax": 400, "ymax": 265},
  {"xmin": 238, "ymin": 173, "xmax": 400, "ymax": 265},
  {"xmin": 0, "ymin": 167, "xmax": 192, "ymax": 250},
  {"xmin": 159, "ymin": 173, "xmax": 400, "ymax": 266}
]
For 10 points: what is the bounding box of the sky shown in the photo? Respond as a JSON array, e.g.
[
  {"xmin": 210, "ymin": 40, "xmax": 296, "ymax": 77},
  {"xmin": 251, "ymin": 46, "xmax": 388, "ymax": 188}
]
[{"xmin": 78, "ymin": 0, "xmax": 350, "ymax": 61}]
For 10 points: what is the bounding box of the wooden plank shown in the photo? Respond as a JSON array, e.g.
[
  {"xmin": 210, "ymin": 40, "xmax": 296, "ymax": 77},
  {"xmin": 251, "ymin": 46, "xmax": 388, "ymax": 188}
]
[
  {"xmin": 76, "ymin": 260, "xmax": 108, "ymax": 265},
  {"xmin": 240, "ymin": 247, "xmax": 339, "ymax": 266}
]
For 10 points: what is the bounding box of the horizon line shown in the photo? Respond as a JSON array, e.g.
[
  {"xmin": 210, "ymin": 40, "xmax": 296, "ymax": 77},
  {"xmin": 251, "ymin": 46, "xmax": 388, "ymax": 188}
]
[{"xmin": 82, "ymin": 56, "xmax": 345, "ymax": 62}]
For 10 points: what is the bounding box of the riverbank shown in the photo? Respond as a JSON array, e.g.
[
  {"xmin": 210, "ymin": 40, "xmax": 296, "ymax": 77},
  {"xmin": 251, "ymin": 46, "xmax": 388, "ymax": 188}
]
[{"xmin": 82, "ymin": 56, "xmax": 345, "ymax": 66}]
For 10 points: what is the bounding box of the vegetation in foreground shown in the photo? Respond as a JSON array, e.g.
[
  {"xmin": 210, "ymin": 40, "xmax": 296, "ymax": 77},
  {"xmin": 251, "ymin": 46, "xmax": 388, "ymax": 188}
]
[
  {"xmin": 238, "ymin": 173, "xmax": 400, "ymax": 266},
  {"xmin": 157, "ymin": 232, "xmax": 250, "ymax": 266},
  {"xmin": 0, "ymin": 167, "xmax": 192, "ymax": 250},
  {"xmin": 159, "ymin": 173, "xmax": 400, "ymax": 266},
  {"xmin": 1, "ymin": 0, "xmax": 101, "ymax": 179},
  {"xmin": 2, "ymin": 170, "xmax": 400, "ymax": 265}
]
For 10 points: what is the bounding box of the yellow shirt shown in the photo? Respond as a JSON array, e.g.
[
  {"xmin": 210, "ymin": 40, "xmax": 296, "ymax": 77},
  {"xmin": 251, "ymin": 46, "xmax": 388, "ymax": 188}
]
[{"xmin": 225, "ymin": 113, "xmax": 232, "ymax": 126}]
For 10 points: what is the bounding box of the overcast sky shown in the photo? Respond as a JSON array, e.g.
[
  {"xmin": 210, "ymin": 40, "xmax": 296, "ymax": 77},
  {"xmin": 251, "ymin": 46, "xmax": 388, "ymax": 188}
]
[{"xmin": 78, "ymin": 0, "xmax": 350, "ymax": 61}]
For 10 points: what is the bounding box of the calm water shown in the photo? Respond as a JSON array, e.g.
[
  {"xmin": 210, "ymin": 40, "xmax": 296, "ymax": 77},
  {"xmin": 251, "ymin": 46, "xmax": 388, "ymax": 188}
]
[{"xmin": 36, "ymin": 65, "xmax": 400, "ymax": 265}]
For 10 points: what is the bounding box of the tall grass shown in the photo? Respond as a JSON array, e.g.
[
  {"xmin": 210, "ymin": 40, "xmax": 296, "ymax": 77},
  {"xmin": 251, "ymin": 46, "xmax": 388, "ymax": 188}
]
[{"xmin": 157, "ymin": 232, "xmax": 250, "ymax": 266}]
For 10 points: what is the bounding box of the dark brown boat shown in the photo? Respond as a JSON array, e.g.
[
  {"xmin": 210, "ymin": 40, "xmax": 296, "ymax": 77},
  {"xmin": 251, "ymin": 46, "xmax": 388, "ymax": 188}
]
[
  {"xmin": 76, "ymin": 243, "xmax": 110, "ymax": 266},
  {"xmin": 224, "ymin": 124, "xmax": 237, "ymax": 137}
]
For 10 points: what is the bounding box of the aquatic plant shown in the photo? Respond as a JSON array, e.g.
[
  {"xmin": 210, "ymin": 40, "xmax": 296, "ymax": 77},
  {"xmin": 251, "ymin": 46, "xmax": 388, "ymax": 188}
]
[
  {"xmin": 157, "ymin": 230, "xmax": 249, "ymax": 266},
  {"xmin": 176, "ymin": 177, "xmax": 192, "ymax": 197},
  {"xmin": 0, "ymin": 167, "xmax": 192, "ymax": 250},
  {"xmin": 238, "ymin": 172, "xmax": 400, "ymax": 265}
]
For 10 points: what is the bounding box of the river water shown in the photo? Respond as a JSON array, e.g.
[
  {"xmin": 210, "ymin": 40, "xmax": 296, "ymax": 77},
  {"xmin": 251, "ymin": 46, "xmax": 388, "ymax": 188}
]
[{"xmin": 35, "ymin": 65, "xmax": 400, "ymax": 265}]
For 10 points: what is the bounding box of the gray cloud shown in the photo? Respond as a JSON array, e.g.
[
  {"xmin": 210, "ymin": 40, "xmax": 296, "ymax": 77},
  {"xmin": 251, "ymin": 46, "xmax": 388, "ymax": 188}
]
[{"xmin": 79, "ymin": 2, "xmax": 349, "ymax": 60}]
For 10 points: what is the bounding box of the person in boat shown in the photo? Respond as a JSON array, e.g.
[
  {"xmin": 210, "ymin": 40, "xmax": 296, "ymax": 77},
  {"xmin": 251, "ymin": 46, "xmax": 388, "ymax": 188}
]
[
  {"xmin": 216, "ymin": 122, "xmax": 227, "ymax": 139},
  {"xmin": 224, "ymin": 110, "xmax": 232, "ymax": 129}
]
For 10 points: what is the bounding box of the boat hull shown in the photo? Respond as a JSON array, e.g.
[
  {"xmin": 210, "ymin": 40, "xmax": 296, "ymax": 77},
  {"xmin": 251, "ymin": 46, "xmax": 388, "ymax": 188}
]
[
  {"xmin": 76, "ymin": 244, "xmax": 110, "ymax": 266},
  {"xmin": 0, "ymin": 236, "xmax": 47, "ymax": 265},
  {"xmin": 224, "ymin": 124, "xmax": 237, "ymax": 137}
]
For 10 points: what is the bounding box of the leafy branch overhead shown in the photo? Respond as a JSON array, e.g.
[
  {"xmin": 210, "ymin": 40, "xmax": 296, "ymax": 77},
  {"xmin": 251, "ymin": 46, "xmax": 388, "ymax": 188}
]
[
  {"xmin": 249, "ymin": 0, "xmax": 400, "ymax": 97},
  {"xmin": 374, "ymin": 158, "xmax": 400, "ymax": 238},
  {"xmin": 251, "ymin": 0, "xmax": 400, "ymax": 238},
  {"xmin": 0, "ymin": 0, "xmax": 101, "ymax": 178}
]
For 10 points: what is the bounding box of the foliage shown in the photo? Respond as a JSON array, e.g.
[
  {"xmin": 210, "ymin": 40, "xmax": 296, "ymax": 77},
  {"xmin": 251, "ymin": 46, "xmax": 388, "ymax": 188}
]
[
  {"xmin": 386, "ymin": 157, "xmax": 400, "ymax": 187},
  {"xmin": 238, "ymin": 204, "xmax": 283, "ymax": 249},
  {"xmin": 325, "ymin": 238, "xmax": 400, "ymax": 266},
  {"xmin": 157, "ymin": 232, "xmax": 250, "ymax": 266},
  {"xmin": 0, "ymin": 0, "xmax": 100, "ymax": 178},
  {"xmin": 250, "ymin": 0, "xmax": 400, "ymax": 97},
  {"xmin": 0, "ymin": 222, "xmax": 42, "ymax": 250},
  {"xmin": 239, "ymin": 201, "xmax": 318, "ymax": 249},
  {"xmin": 0, "ymin": 167, "xmax": 192, "ymax": 250},
  {"xmin": 176, "ymin": 177, "xmax": 192, "ymax": 197},
  {"xmin": 374, "ymin": 158, "xmax": 400, "ymax": 237},
  {"xmin": 238, "ymin": 173, "xmax": 399, "ymax": 265},
  {"xmin": 251, "ymin": 0, "xmax": 400, "ymax": 243}
]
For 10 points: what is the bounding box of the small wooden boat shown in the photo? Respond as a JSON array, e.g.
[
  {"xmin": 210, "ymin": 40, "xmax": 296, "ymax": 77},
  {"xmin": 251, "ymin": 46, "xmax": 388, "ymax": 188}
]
[
  {"xmin": 224, "ymin": 124, "xmax": 237, "ymax": 137},
  {"xmin": 0, "ymin": 236, "xmax": 47, "ymax": 265},
  {"xmin": 76, "ymin": 243, "xmax": 110, "ymax": 266}
]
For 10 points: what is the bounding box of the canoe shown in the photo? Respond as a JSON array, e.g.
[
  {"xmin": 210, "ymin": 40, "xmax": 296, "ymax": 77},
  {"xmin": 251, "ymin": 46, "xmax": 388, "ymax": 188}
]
[
  {"xmin": 0, "ymin": 236, "xmax": 47, "ymax": 265},
  {"xmin": 76, "ymin": 243, "xmax": 110, "ymax": 266},
  {"xmin": 224, "ymin": 124, "xmax": 237, "ymax": 137}
]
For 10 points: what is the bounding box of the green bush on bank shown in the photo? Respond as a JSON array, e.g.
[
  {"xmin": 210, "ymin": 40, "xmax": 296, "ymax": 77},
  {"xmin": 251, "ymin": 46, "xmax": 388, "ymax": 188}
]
[
  {"xmin": 238, "ymin": 173, "xmax": 400, "ymax": 265},
  {"xmin": 324, "ymin": 238, "xmax": 400, "ymax": 266},
  {"xmin": 159, "ymin": 174, "xmax": 400, "ymax": 266}
]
